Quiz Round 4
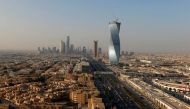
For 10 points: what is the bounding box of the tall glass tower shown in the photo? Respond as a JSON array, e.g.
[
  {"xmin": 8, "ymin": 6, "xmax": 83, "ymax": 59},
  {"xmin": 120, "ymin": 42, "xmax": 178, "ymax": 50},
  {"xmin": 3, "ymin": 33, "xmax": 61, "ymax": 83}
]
[
  {"xmin": 108, "ymin": 20, "xmax": 121, "ymax": 65},
  {"xmin": 66, "ymin": 36, "xmax": 70, "ymax": 54}
]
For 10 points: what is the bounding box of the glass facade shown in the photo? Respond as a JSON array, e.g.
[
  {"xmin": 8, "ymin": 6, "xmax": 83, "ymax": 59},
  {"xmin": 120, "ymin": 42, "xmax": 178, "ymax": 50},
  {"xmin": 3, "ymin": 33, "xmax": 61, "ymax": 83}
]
[{"xmin": 108, "ymin": 21, "xmax": 121, "ymax": 65}]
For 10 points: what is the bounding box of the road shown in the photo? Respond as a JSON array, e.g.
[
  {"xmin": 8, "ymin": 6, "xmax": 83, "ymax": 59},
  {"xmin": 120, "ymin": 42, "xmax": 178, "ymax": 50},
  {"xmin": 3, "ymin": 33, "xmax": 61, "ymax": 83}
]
[{"xmin": 89, "ymin": 58, "xmax": 155, "ymax": 109}]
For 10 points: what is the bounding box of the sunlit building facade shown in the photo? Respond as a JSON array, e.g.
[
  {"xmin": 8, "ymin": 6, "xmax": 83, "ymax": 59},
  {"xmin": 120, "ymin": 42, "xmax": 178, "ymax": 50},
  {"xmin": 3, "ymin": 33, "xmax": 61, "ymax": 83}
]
[{"xmin": 108, "ymin": 21, "xmax": 121, "ymax": 65}]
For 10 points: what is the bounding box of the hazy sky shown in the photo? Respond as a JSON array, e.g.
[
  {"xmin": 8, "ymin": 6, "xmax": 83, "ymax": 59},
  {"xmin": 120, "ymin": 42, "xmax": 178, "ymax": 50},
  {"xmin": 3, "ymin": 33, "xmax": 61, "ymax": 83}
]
[{"xmin": 0, "ymin": 0, "xmax": 190, "ymax": 53}]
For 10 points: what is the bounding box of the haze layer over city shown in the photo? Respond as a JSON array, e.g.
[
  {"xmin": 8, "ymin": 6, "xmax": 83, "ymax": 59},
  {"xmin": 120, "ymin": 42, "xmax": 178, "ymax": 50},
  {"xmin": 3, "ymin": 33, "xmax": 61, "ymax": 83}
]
[
  {"xmin": 0, "ymin": 1, "xmax": 190, "ymax": 109},
  {"xmin": 0, "ymin": 0, "xmax": 190, "ymax": 53}
]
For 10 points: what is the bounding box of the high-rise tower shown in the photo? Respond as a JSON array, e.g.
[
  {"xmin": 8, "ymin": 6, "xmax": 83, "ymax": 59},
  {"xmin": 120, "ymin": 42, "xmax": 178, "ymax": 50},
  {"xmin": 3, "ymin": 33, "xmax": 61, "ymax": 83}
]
[
  {"xmin": 60, "ymin": 40, "xmax": 65, "ymax": 54},
  {"xmin": 70, "ymin": 44, "xmax": 74, "ymax": 54},
  {"xmin": 66, "ymin": 36, "xmax": 70, "ymax": 54},
  {"xmin": 94, "ymin": 40, "xmax": 98, "ymax": 58},
  {"xmin": 108, "ymin": 20, "xmax": 121, "ymax": 65}
]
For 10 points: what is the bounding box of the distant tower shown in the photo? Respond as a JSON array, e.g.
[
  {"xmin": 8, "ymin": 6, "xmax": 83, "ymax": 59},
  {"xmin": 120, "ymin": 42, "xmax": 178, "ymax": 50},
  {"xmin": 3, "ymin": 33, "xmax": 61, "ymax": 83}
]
[
  {"xmin": 60, "ymin": 40, "xmax": 65, "ymax": 54},
  {"xmin": 66, "ymin": 36, "xmax": 70, "ymax": 54},
  {"xmin": 108, "ymin": 20, "xmax": 121, "ymax": 65},
  {"xmin": 42, "ymin": 47, "xmax": 45, "ymax": 54},
  {"xmin": 82, "ymin": 46, "xmax": 87, "ymax": 54},
  {"xmin": 70, "ymin": 44, "xmax": 74, "ymax": 54},
  {"xmin": 37, "ymin": 47, "xmax": 41, "ymax": 54},
  {"xmin": 121, "ymin": 51, "xmax": 125, "ymax": 56},
  {"xmin": 52, "ymin": 47, "xmax": 56, "ymax": 53},
  {"xmin": 78, "ymin": 47, "xmax": 81, "ymax": 53},
  {"xmin": 98, "ymin": 47, "xmax": 102, "ymax": 55},
  {"xmin": 94, "ymin": 40, "xmax": 98, "ymax": 58},
  {"xmin": 48, "ymin": 47, "xmax": 52, "ymax": 53}
]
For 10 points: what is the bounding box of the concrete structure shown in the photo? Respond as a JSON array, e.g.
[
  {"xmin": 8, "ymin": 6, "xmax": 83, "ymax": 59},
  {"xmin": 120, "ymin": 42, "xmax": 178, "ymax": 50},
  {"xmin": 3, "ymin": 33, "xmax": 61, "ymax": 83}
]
[
  {"xmin": 82, "ymin": 46, "xmax": 87, "ymax": 55},
  {"xmin": 108, "ymin": 20, "xmax": 121, "ymax": 65},
  {"xmin": 88, "ymin": 97, "xmax": 105, "ymax": 109},
  {"xmin": 98, "ymin": 47, "xmax": 102, "ymax": 55},
  {"xmin": 38, "ymin": 46, "xmax": 60, "ymax": 54},
  {"xmin": 94, "ymin": 40, "xmax": 98, "ymax": 58},
  {"xmin": 69, "ymin": 90, "xmax": 88, "ymax": 104},
  {"xmin": 52, "ymin": 47, "xmax": 57, "ymax": 53},
  {"xmin": 60, "ymin": 40, "xmax": 65, "ymax": 54},
  {"xmin": 152, "ymin": 79, "xmax": 190, "ymax": 93},
  {"xmin": 0, "ymin": 104, "xmax": 10, "ymax": 109},
  {"xmin": 119, "ymin": 74, "xmax": 190, "ymax": 109},
  {"xmin": 66, "ymin": 36, "xmax": 70, "ymax": 54},
  {"xmin": 70, "ymin": 44, "xmax": 74, "ymax": 54}
]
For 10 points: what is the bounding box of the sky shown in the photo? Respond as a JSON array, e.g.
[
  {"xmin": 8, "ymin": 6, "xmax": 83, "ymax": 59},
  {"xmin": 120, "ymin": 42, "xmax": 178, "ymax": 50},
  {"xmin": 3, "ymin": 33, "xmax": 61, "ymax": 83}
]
[{"xmin": 0, "ymin": 0, "xmax": 190, "ymax": 53}]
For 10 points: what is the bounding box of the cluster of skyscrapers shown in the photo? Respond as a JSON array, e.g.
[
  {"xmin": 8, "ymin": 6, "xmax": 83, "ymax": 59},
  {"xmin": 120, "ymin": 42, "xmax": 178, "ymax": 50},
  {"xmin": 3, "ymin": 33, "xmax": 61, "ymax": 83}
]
[
  {"xmin": 38, "ymin": 36, "xmax": 75, "ymax": 55},
  {"xmin": 38, "ymin": 36, "xmax": 95, "ymax": 55},
  {"xmin": 60, "ymin": 36, "xmax": 73, "ymax": 55},
  {"xmin": 38, "ymin": 20, "xmax": 121, "ymax": 65},
  {"xmin": 38, "ymin": 47, "xmax": 59, "ymax": 54}
]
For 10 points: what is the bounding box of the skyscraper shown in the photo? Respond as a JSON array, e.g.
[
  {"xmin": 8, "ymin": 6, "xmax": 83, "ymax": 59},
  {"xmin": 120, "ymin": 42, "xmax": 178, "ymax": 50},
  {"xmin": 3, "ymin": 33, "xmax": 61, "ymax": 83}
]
[
  {"xmin": 70, "ymin": 44, "xmax": 74, "ymax": 54},
  {"xmin": 94, "ymin": 40, "xmax": 98, "ymax": 58},
  {"xmin": 108, "ymin": 20, "xmax": 121, "ymax": 65},
  {"xmin": 60, "ymin": 40, "xmax": 65, "ymax": 54},
  {"xmin": 66, "ymin": 36, "xmax": 70, "ymax": 54},
  {"xmin": 52, "ymin": 47, "xmax": 56, "ymax": 53},
  {"xmin": 98, "ymin": 47, "xmax": 102, "ymax": 55},
  {"xmin": 48, "ymin": 47, "xmax": 52, "ymax": 53},
  {"xmin": 82, "ymin": 46, "xmax": 86, "ymax": 54}
]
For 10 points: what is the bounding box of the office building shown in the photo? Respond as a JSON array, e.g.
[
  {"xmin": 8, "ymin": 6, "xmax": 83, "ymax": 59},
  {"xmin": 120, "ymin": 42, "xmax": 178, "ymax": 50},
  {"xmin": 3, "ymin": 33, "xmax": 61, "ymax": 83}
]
[
  {"xmin": 37, "ymin": 47, "xmax": 41, "ymax": 54},
  {"xmin": 98, "ymin": 48, "xmax": 102, "ymax": 55},
  {"xmin": 60, "ymin": 40, "xmax": 65, "ymax": 54},
  {"xmin": 108, "ymin": 20, "xmax": 121, "ymax": 65},
  {"xmin": 70, "ymin": 44, "xmax": 74, "ymax": 54},
  {"xmin": 94, "ymin": 40, "xmax": 98, "ymax": 58},
  {"xmin": 83, "ymin": 46, "xmax": 87, "ymax": 54},
  {"xmin": 52, "ymin": 47, "xmax": 57, "ymax": 53},
  {"xmin": 66, "ymin": 36, "xmax": 70, "ymax": 54}
]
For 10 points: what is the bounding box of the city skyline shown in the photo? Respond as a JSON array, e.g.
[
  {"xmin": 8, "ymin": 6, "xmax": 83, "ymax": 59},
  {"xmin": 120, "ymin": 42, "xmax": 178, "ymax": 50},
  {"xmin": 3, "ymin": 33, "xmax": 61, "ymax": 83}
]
[
  {"xmin": 0, "ymin": 0, "xmax": 190, "ymax": 53},
  {"xmin": 1, "ymin": 1, "xmax": 190, "ymax": 109}
]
